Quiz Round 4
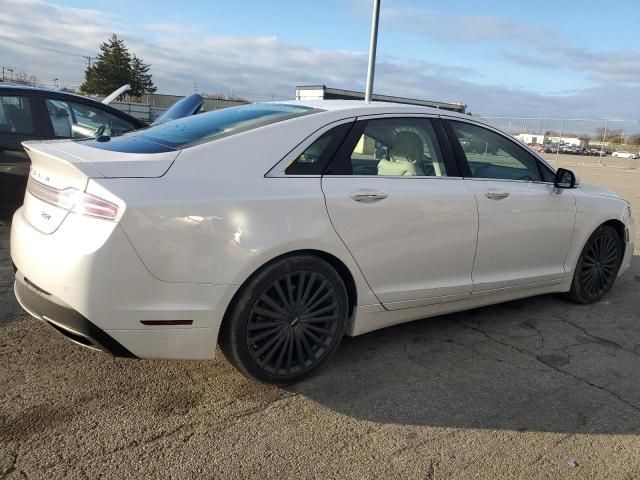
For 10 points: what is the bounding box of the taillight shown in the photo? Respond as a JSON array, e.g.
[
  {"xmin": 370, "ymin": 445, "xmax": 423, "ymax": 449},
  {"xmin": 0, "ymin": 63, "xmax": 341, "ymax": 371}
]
[
  {"xmin": 27, "ymin": 177, "xmax": 119, "ymax": 220},
  {"xmin": 78, "ymin": 195, "xmax": 119, "ymax": 220}
]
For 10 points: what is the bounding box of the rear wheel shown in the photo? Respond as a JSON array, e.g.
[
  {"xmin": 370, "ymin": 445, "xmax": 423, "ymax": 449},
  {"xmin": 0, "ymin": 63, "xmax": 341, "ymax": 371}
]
[
  {"xmin": 219, "ymin": 255, "xmax": 349, "ymax": 385},
  {"xmin": 568, "ymin": 224, "xmax": 622, "ymax": 304}
]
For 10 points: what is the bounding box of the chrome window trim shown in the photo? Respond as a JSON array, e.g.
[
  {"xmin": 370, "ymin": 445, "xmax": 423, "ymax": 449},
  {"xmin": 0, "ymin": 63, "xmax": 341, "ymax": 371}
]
[
  {"xmin": 462, "ymin": 177, "xmax": 555, "ymax": 186},
  {"xmin": 318, "ymin": 175, "xmax": 462, "ymax": 180},
  {"xmin": 354, "ymin": 113, "xmax": 441, "ymax": 120}
]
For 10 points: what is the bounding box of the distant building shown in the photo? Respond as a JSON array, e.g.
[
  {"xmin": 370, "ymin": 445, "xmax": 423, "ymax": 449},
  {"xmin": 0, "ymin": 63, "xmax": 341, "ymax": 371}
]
[
  {"xmin": 295, "ymin": 85, "xmax": 466, "ymax": 113},
  {"xmin": 515, "ymin": 133, "xmax": 545, "ymax": 145},
  {"xmin": 547, "ymin": 136, "xmax": 584, "ymax": 147}
]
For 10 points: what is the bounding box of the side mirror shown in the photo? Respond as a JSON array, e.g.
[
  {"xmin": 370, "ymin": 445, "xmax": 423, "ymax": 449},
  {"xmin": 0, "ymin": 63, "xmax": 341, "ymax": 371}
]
[{"xmin": 554, "ymin": 168, "xmax": 576, "ymax": 189}]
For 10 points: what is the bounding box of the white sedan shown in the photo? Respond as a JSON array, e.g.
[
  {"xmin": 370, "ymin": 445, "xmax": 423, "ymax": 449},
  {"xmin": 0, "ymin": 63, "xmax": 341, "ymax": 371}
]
[
  {"xmin": 10, "ymin": 101, "xmax": 635, "ymax": 384},
  {"xmin": 612, "ymin": 151, "xmax": 639, "ymax": 159}
]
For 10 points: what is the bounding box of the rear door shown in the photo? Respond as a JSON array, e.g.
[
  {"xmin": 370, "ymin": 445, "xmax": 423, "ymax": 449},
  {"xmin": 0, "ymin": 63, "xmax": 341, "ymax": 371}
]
[
  {"xmin": 444, "ymin": 118, "xmax": 576, "ymax": 292},
  {"xmin": 320, "ymin": 115, "xmax": 478, "ymax": 310},
  {"xmin": 0, "ymin": 93, "xmax": 49, "ymax": 216},
  {"xmin": 0, "ymin": 93, "xmax": 49, "ymax": 174}
]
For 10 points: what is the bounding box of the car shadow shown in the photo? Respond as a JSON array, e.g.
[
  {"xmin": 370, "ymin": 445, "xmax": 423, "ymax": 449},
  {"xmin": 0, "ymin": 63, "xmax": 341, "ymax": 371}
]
[{"xmin": 288, "ymin": 255, "xmax": 640, "ymax": 435}]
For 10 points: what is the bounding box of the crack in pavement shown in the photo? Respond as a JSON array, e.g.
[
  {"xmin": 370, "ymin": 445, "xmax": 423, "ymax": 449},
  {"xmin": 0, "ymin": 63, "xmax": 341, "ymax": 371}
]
[
  {"xmin": 557, "ymin": 316, "xmax": 640, "ymax": 359},
  {"xmin": 455, "ymin": 319, "xmax": 640, "ymax": 415}
]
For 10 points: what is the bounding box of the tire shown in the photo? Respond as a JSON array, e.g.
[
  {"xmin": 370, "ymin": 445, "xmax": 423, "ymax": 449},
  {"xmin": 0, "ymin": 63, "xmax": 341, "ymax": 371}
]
[
  {"xmin": 219, "ymin": 255, "xmax": 349, "ymax": 385},
  {"xmin": 567, "ymin": 224, "xmax": 623, "ymax": 304}
]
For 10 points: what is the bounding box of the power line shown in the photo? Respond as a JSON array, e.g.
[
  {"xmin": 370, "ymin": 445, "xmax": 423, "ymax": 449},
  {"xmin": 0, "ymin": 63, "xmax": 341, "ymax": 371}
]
[{"xmin": 0, "ymin": 34, "xmax": 93, "ymax": 60}]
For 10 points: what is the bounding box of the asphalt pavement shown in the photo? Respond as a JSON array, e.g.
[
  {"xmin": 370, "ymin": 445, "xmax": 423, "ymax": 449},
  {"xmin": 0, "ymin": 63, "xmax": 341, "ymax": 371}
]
[{"xmin": 1, "ymin": 164, "xmax": 640, "ymax": 479}]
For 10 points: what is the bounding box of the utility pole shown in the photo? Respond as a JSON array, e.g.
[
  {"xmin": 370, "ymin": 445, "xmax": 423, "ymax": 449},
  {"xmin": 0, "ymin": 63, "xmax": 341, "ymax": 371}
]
[
  {"xmin": 365, "ymin": 0, "xmax": 381, "ymax": 103},
  {"xmin": 599, "ymin": 120, "xmax": 608, "ymax": 165},
  {"xmin": 7, "ymin": 67, "xmax": 14, "ymax": 81}
]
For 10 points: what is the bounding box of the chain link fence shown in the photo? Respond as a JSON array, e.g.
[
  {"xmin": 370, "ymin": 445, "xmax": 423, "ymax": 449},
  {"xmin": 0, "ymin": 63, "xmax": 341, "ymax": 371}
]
[{"xmin": 475, "ymin": 116, "xmax": 640, "ymax": 169}]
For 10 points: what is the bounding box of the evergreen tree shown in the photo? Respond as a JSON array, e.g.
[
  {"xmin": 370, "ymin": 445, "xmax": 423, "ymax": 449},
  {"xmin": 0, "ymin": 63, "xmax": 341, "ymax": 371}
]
[
  {"xmin": 130, "ymin": 55, "xmax": 156, "ymax": 97},
  {"xmin": 81, "ymin": 34, "xmax": 156, "ymax": 97},
  {"xmin": 81, "ymin": 34, "xmax": 132, "ymax": 95}
]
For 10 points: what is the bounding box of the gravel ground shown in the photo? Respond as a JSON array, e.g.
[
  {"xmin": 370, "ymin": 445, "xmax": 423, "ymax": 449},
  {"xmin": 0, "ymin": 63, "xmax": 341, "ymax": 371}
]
[{"xmin": 1, "ymin": 164, "xmax": 639, "ymax": 480}]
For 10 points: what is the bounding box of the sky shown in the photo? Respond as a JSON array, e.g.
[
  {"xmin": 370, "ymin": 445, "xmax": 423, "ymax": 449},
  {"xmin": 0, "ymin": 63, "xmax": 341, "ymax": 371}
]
[{"xmin": 0, "ymin": 0, "xmax": 639, "ymax": 122}]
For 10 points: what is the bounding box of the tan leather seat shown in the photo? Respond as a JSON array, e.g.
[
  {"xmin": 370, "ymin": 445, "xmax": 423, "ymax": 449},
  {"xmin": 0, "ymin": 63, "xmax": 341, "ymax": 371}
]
[{"xmin": 378, "ymin": 131, "xmax": 425, "ymax": 176}]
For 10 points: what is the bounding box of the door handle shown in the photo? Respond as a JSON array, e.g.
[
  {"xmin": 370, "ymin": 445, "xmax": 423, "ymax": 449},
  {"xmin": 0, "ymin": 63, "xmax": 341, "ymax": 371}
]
[
  {"xmin": 350, "ymin": 192, "xmax": 389, "ymax": 202},
  {"xmin": 484, "ymin": 191, "xmax": 510, "ymax": 200}
]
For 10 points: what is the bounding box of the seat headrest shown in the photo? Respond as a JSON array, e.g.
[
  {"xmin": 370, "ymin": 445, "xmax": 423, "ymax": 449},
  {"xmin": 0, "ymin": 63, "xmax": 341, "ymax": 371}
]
[{"xmin": 391, "ymin": 131, "xmax": 423, "ymax": 163}]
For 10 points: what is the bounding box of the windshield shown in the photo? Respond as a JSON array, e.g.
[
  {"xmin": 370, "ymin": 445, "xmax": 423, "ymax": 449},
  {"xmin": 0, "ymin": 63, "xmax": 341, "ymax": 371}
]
[{"xmin": 85, "ymin": 103, "xmax": 321, "ymax": 153}]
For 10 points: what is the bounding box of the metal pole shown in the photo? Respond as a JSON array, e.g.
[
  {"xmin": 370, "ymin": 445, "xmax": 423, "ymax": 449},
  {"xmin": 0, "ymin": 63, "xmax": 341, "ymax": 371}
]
[
  {"xmin": 365, "ymin": 0, "xmax": 381, "ymax": 103},
  {"xmin": 555, "ymin": 119, "xmax": 563, "ymax": 163},
  {"xmin": 599, "ymin": 120, "xmax": 608, "ymax": 161}
]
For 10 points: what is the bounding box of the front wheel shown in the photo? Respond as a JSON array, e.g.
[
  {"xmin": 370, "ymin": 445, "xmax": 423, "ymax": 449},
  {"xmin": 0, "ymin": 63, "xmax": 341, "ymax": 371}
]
[
  {"xmin": 567, "ymin": 224, "xmax": 623, "ymax": 304},
  {"xmin": 219, "ymin": 255, "xmax": 349, "ymax": 385}
]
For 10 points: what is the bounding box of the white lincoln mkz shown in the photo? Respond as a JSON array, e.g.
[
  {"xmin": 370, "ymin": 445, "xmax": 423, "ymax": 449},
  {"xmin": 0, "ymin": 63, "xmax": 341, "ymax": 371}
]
[{"xmin": 10, "ymin": 101, "xmax": 635, "ymax": 384}]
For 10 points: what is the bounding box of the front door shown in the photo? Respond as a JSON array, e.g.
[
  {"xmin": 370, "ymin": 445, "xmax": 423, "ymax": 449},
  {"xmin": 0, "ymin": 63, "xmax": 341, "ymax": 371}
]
[
  {"xmin": 445, "ymin": 119, "xmax": 576, "ymax": 292},
  {"xmin": 322, "ymin": 116, "xmax": 478, "ymax": 310}
]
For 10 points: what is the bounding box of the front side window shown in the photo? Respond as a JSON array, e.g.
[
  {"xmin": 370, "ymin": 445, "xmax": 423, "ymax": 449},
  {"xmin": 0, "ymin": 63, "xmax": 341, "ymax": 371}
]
[
  {"xmin": 346, "ymin": 118, "xmax": 447, "ymax": 177},
  {"xmin": 450, "ymin": 121, "xmax": 543, "ymax": 182},
  {"xmin": 45, "ymin": 99, "xmax": 136, "ymax": 139},
  {"xmin": 0, "ymin": 96, "xmax": 35, "ymax": 134}
]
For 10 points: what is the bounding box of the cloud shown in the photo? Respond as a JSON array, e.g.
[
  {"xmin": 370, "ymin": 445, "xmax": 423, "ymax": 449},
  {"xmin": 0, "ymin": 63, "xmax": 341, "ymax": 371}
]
[
  {"xmin": 0, "ymin": 0, "xmax": 638, "ymax": 121},
  {"xmin": 381, "ymin": 4, "xmax": 640, "ymax": 88},
  {"xmin": 382, "ymin": 5, "xmax": 543, "ymax": 44}
]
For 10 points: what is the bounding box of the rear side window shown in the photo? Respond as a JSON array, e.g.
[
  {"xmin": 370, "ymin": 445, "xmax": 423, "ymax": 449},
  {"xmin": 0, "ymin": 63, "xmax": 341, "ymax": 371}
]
[
  {"xmin": 285, "ymin": 122, "xmax": 353, "ymax": 175},
  {"xmin": 88, "ymin": 103, "xmax": 322, "ymax": 153},
  {"xmin": 0, "ymin": 96, "xmax": 35, "ymax": 134}
]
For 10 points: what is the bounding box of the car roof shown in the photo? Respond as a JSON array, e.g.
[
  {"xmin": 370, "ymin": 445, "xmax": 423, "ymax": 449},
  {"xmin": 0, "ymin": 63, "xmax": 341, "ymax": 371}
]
[
  {"xmin": 0, "ymin": 83, "xmax": 101, "ymax": 102},
  {"xmin": 275, "ymin": 99, "xmax": 472, "ymax": 120}
]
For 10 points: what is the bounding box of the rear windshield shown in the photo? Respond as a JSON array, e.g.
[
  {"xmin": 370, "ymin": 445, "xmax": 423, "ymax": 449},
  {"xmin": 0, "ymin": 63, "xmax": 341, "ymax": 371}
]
[{"xmin": 85, "ymin": 103, "xmax": 321, "ymax": 153}]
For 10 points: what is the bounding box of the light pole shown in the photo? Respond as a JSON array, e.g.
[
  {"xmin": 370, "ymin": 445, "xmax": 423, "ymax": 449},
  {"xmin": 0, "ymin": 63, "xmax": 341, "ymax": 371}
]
[{"xmin": 365, "ymin": 0, "xmax": 381, "ymax": 103}]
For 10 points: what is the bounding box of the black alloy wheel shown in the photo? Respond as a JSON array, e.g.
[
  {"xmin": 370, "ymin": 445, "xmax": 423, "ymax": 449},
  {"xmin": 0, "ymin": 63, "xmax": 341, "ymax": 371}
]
[
  {"xmin": 568, "ymin": 225, "xmax": 623, "ymax": 303},
  {"xmin": 247, "ymin": 271, "xmax": 341, "ymax": 375},
  {"xmin": 219, "ymin": 255, "xmax": 348, "ymax": 385}
]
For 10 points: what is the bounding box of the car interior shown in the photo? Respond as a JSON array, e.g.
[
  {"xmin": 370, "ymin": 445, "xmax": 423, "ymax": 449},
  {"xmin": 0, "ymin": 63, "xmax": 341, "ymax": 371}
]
[
  {"xmin": 0, "ymin": 97, "xmax": 34, "ymax": 134},
  {"xmin": 350, "ymin": 123, "xmax": 447, "ymax": 177}
]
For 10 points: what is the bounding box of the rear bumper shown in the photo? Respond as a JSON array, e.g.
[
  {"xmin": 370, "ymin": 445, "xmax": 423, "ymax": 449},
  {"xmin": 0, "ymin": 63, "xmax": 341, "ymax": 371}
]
[
  {"xmin": 14, "ymin": 273, "xmax": 136, "ymax": 357},
  {"xmin": 10, "ymin": 207, "xmax": 238, "ymax": 360}
]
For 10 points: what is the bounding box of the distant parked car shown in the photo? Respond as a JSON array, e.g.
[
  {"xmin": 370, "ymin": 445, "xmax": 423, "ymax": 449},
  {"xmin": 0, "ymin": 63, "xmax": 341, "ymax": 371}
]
[
  {"xmin": 612, "ymin": 151, "xmax": 639, "ymax": 159},
  {"xmin": 0, "ymin": 84, "xmax": 147, "ymax": 177},
  {"xmin": 529, "ymin": 145, "xmax": 545, "ymax": 153}
]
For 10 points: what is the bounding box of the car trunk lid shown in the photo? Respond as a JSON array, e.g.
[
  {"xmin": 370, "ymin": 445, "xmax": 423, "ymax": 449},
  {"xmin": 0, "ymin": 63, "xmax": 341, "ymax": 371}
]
[{"xmin": 21, "ymin": 140, "xmax": 179, "ymax": 233}]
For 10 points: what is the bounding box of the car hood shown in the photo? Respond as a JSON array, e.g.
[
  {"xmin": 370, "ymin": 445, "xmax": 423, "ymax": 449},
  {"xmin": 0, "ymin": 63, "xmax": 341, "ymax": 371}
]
[{"xmin": 578, "ymin": 182, "xmax": 622, "ymax": 200}]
